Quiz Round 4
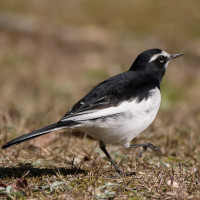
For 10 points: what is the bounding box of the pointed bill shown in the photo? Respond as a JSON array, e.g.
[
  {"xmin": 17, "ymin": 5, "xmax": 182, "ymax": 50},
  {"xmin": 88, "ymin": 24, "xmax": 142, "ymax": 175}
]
[{"xmin": 170, "ymin": 53, "xmax": 184, "ymax": 60}]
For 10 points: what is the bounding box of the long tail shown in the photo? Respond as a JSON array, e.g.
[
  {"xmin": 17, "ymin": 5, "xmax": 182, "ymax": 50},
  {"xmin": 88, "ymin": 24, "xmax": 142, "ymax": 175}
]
[{"xmin": 2, "ymin": 120, "xmax": 79, "ymax": 149}]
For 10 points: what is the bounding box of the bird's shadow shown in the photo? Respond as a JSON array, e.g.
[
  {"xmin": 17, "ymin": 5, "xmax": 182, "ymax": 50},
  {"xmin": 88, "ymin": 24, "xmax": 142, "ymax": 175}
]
[{"xmin": 0, "ymin": 163, "xmax": 87, "ymax": 179}]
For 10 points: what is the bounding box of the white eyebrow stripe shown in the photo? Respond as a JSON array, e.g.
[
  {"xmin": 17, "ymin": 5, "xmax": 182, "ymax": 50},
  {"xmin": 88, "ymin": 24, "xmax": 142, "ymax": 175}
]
[{"xmin": 149, "ymin": 51, "xmax": 170, "ymax": 63}]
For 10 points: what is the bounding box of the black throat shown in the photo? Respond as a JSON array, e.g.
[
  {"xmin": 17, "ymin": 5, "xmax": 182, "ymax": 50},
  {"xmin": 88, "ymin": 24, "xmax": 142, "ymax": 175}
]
[{"xmin": 129, "ymin": 58, "xmax": 166, "ymax": 85}]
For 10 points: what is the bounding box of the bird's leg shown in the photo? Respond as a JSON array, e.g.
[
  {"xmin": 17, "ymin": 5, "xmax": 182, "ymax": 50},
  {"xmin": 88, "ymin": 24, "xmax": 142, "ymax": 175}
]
[
  {"xmin": 99, "ymin": 141, "xmax": 122, "ymax": 174},
  {"xmin": 128, "ymin": 143, "xmax": 159, "ymax": 161}
]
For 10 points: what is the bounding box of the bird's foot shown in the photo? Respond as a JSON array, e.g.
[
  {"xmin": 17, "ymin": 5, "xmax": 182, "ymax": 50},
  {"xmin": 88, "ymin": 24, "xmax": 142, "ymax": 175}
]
[
  {"xmin": 125, "ymin": 171, "xmax": 136, "ymax": 176},
  {"xmin": 113, "ymin": 170, "xmax": 136, "ymax": 176},
  {"xmin": 128, "ymin": 143, "xmax": 160, "ymax": 161}
]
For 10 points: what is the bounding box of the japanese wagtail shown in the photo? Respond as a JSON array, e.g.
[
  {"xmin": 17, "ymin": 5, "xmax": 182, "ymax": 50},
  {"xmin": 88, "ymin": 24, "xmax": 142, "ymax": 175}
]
[{"xmin": 2, "ymin": 49, "xmax": 183, "ymax": 174}]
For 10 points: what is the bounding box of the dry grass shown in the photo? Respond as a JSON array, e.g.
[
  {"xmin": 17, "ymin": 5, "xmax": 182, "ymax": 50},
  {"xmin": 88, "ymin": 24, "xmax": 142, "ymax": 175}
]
[{"xmin": 0, "ymin": 1, "xmax": 200, "ymax": 199}]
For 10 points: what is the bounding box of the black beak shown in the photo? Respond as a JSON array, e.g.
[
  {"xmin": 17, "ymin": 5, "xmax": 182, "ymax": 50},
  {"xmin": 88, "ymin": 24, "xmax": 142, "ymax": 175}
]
[{"xmin": 169, "ymin": 53, "xmax": 184, "ymax": 60}]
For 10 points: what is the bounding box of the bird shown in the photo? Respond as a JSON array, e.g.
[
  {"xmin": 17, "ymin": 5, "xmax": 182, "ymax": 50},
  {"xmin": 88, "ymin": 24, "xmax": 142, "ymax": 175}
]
[{"xmin": 2, "ymin": 48, "xmax": 183, "ymax": 174}]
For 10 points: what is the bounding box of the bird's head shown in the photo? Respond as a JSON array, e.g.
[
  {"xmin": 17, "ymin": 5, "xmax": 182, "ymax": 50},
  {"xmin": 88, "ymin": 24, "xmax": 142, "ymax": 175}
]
[{"xmin": 130, "ymin": 48, "xmax": 183, "ymax": 82}]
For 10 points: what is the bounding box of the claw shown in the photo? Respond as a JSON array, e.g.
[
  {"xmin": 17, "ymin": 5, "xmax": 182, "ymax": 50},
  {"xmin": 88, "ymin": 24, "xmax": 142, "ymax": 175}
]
[
  {"xmin": 128, "ymin": 143, "xmax": 160, "ymax": 161},
  {"xmin": 147, "ymin": 143, "xmax": 159, "ymax": 151},
  {"xmin": 125, "ymin": 171, "xmax": 136, "ymax": 176}
]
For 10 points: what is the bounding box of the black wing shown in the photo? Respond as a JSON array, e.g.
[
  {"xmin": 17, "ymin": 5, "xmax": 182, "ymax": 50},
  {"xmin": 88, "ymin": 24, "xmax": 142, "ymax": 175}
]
[{"xmin": 61, "ymin": 70, "xmax": 159, "ymax": 121}]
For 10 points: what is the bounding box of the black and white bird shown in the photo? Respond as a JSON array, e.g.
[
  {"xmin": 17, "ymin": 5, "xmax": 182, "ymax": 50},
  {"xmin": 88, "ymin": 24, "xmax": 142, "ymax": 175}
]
[{"xmin": 2, "ymin": 49, "xmax": 183, "ymax": 174}]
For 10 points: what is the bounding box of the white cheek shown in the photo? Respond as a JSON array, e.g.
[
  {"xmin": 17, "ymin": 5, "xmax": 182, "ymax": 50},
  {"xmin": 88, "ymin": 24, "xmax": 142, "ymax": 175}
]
[{"xmin": 164, "ymin": 61, "xmax": 170, "ymax": 68}]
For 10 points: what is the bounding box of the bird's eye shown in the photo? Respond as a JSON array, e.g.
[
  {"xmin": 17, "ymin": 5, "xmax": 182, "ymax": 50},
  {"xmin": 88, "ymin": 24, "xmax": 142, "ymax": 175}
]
[{"xmin": 158, "ymin": 56, "xmax": 165, "ymax": 63}]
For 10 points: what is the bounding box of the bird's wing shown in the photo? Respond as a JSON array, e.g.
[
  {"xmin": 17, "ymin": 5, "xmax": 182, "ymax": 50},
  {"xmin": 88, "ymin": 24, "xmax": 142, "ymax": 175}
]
[
  {"xmin": 61, "ymin": 71, "xmax": 130, "ymax": 121},
  {"xmin": 61, "ymin": 81, "xmax": 116, "ymax": 121},
  {"xmin": 61, "ymin": 71, "xmax": 158, "ymax": 122}
]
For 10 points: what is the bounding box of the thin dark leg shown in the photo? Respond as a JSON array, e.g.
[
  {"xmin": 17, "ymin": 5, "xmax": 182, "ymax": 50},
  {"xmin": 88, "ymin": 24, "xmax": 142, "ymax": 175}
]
[
  {"xmin": 128, "ymin": 143, "xmax": 159, "ymax": 160},
  {"xmin": 99, "ymin": 141, "xmax": 122, "ymax": 174}
]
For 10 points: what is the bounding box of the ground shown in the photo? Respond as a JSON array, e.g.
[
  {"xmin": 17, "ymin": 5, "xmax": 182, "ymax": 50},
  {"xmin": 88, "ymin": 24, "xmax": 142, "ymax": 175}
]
[{"xmin": 0, "ymin": 1, "xmax": 200, "ymax": 199}]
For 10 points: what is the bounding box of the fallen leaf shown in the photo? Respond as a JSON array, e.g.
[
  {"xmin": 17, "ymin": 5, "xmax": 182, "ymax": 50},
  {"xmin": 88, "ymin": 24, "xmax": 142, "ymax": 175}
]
[
  {"xmin": 167, "ymin": 180, "xmax": 179, "ymax": 188},
  {"xmin": 6, "ymin": 185, "xmax": 13, "ymax": 193},
  {"xmin": 0, "ymin": 183, "xmax": 7, "ymax": 188},
  {"xmin": 9, "ymin": 178, "xmax": 29, "ymax": 192},
  {"xmin": 50, "ymin": 181, "xmax": 65, "ymax": 192},
  {"xmin": 166, "ymin": 191, "xmax": 175, "ymax": 196},
  {"xmin": 15, "ymin": 178, "xmax": 28, "ymax": 190}
]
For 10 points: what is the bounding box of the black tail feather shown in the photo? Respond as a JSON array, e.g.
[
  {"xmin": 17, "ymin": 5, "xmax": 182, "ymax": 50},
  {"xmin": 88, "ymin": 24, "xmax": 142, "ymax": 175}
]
[{"xmin": 2, "ymin": 120, "xmax": 79, "ymax": 149}]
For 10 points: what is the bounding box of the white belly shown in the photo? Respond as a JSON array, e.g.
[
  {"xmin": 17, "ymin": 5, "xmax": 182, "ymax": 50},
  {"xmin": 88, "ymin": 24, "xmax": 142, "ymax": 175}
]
[{"xmin": 73, "ymin": 88, "xmax": 161, "ymax": 145}]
